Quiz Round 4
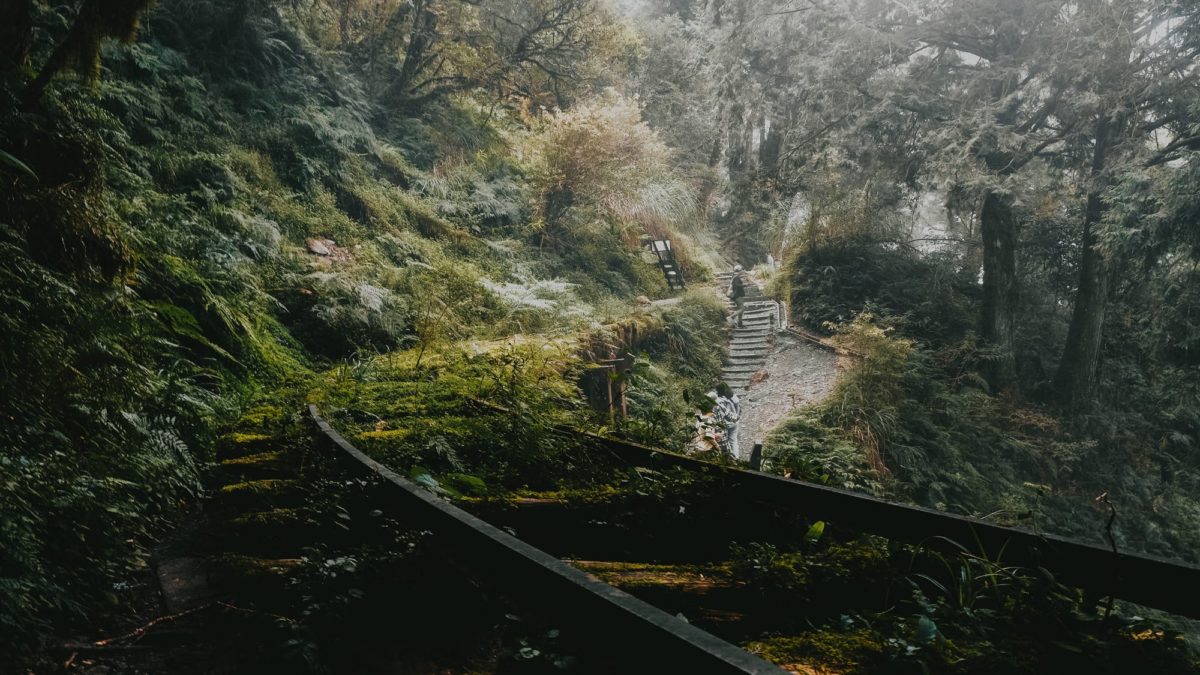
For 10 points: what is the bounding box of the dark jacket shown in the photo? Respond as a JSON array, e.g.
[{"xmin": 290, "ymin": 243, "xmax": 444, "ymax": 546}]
[{"xmin": 730, "ymin": 273, "xmax": 746, "ymax": 300}]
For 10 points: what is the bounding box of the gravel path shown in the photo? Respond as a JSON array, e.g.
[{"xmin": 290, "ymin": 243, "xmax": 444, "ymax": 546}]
[{"xmin": 736, "ymin": 332, "xmax": 840, "ymax": 459}]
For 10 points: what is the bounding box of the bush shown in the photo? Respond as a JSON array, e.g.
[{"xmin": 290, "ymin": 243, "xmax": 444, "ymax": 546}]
[{"xmin": 787, "ymin": 236, "xmax": 979, "ymax": 346}]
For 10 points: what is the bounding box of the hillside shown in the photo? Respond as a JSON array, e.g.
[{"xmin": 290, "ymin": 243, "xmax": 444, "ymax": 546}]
[{"xmin": 4, "ymin": 0, "xmax": 1200, "ymax": 672}]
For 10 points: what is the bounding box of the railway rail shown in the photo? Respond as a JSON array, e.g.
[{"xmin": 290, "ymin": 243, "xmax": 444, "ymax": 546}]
[
  {"xmin": 458, "ymin": 398, "xmax": 1200, "ymax": 620},
  {"xmin": 579, "ymin": 429, "xmax": 1200, "ymax": 620},
  {"xmin": 309, "ymin": 400, "xmax": 1200, "ymax": 673},
  {"xmin": 309, "ymin": 404, "xmax": 786, "ymax": 674}
]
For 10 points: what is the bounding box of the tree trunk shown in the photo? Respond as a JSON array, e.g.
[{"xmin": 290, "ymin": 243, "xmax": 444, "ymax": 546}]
[
  {"xmin": 20, "ymin": 24, "xmax": 78, "ymax": 111},
  {"xmin": 1055, "ymin": 196, "xmax": 1111, "ymax": 409},
  {"xmin": 0, "ymin": 0, "xmax": 32, "ymax": 68},
  {"xmin": 980, "ymin": 189, "xmax": 1018, "ymax": 389},
  {"xmin": 1056, "ymin": 119, "xmax": 1112, "ymax": 409}
]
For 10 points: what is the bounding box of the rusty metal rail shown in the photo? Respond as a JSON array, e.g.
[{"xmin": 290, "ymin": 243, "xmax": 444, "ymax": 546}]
[
  {"xmin": 578, "ymin": 430, "xmax": 1200, "ymax": 619},
  {"xmin": 308, "ymin": 405, "xmax": 785, "ymax": 674}
]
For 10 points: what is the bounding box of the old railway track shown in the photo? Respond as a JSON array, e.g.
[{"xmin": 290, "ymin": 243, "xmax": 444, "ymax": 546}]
[
  {"xmin": 304, "ymin": 403, "xmax": 1200, "ymax": 673},
  {"xmin": 309, "ymin": 405, "xmax": 785, "ymax": 674}
]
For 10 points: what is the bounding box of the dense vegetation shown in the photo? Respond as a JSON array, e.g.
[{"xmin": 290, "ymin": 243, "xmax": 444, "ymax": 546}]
[
  {"xmin": 667, "ymin": 0, "xmax": 1200, "ymax": 568},
  {"xmin": 3, "ymin": 0, "xmax": 1200, "ymax": 671},
  {"xmin": 0, "ymin": 0, "xmax": 718, "ymax": 655}
]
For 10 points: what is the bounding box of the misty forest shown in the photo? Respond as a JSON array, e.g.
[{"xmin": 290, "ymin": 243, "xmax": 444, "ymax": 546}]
[{"xmin": 4, "ymin": 0, "xmax": 1200, "ymax": 672}]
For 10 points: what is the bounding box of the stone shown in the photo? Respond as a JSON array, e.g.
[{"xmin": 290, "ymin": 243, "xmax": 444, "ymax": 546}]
[
  {"xmin": 155, "ymin": 557, "xmax": 214, "ymax": 612},
  {"xmin": 306, "ymin": 238, "xmax": 331, "ymax": 256}
]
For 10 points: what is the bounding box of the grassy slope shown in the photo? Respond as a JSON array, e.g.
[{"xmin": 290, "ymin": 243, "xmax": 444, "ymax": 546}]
[{"xmin": 0, "ymin": 0, "xmax": 721, "ymax": 652}]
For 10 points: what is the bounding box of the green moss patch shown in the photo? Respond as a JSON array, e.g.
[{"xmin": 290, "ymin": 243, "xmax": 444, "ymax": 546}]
[{"xmin": 745, "ymin": 629, "xmax": 888, "ymax": 673}]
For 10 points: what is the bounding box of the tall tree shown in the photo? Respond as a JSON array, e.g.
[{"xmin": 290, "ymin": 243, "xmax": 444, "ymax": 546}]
[
  {"xmin": 900, "ymin": 0, "xmax": 1072, "ymax": 389},
  {"xmin": 1051, "ymin": 0, "xmax": 1200, "ymax": 407}
]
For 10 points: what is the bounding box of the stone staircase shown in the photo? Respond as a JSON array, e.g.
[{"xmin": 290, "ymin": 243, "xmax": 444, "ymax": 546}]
[{"xmin": 715, "ymin": 272, "xmax": 782, "ymax": 392}]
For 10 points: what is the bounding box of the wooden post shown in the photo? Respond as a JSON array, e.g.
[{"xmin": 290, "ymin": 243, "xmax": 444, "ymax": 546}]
[{"xmin": 749, "ymin": 443, "xmax": 763, "ymax": 470}]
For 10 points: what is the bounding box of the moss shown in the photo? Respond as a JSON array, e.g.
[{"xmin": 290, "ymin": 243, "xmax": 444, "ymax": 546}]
[
  {"xmin": 570, "ymin": 561, "xmax": 731, "ymax": 590},
  {"xmin": 230, "ymin": 508, "xmax": 304, "ymax": 528},
  {"xmin": 219, "ymin": 479, "xmax": 298, "ymax": 496},
  {"xmin": 207, "ymin": 554, "xmax": 301, "ymax": 595},
  {"xmin": 356, "ymin": 428, "xmax": 413, "ymax": 442},
  {"xmin": 506, "ymin": 484, "xmax": 628, "ymax": 505},
  {"xmin": 237, "ymin": 405, "xmax": 287, "ymax": 431},
  {"xmin": 215, "ymin": 432, "xmax": 277, "ymax": 461},
  {"xmin": 221, "ymin": 450, "xmax": 285, "ymax": 467},
  {"xmin": 744, "ymin": 628, "xmax": 887, "ymax": 673},
  {"xmin": 209, "ymin": 553, "xmax": 302, "ymax": 579}
]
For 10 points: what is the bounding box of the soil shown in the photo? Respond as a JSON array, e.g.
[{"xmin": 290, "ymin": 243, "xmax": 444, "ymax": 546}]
[{"xmin": 736, "ymin": 333, "xmax": 840, "ymax": 459}]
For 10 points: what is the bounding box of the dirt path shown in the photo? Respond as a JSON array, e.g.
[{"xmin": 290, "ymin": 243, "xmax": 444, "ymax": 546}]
[{"xmin": 736, "ymin": 332, "xmax": 839, "ymax": 458}]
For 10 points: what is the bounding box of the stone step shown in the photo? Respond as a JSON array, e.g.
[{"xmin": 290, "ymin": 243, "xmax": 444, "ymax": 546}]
[
  {"xmin": 207, "ymin": 554, "xmax": 302, "ymax": 599},
  {"xmin": 216, "ymin": 433, "xmax": 277, "ymax": 461},
  {"xmin": 217, "ymin": 451, "xmax": 292, "ymax": 481},
  {"xmin": 727, "ymin": 351, "xmax": 768, "ymax": 361},
  {"xmin": 723, "ymin": 370, "xmax": 762, "ymax": 379},
  {"xmin": 213, "ymin": 478, "xmax": 305, "ymax": 513},
  {"xmin": 222, "ymin": 508, "xmax": 319, "ymax": 557},
  {"xmin": 730, "ymin": 347, "xmax": 767, "ymax": 355},
  {"xmin": 740, "ymin": 309, "xmax": 774, "ymax": 317}
]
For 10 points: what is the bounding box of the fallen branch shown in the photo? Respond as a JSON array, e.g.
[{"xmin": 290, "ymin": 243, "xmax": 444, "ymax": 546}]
[{"xmin": 93, "ymin": 602, "xmax": 218, "ymax": 646}]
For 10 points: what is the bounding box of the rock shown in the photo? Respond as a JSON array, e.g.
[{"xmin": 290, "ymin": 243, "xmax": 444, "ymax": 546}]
[
  {"xmin": 306, "ymin": 238, "xmax": 331, "ymax": 256},
  {"xmin": 156, "ymin": 557, "xmax": 214, "ymax": 612}
]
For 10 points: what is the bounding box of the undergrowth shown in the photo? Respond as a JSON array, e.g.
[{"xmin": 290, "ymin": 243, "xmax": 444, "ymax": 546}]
[{"xmin": 769, "ymin": 235, "xmax": 1200, "ymax": 567}]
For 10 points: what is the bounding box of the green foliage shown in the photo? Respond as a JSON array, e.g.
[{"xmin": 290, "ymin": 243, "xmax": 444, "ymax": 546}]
[
  {"xmin": 787, "ymin": 236, "xmax": 979, "ymax": 345},
  {"xmin": 0, "ymin": 222, "xmax": 233, "ymax": 650},
  {"xmin": 773, "ymin": 240, "xmax": 1200, "ymax": 564},
  {"xmin": 0, "ymin": 0, "xmax": 653, "ymax": 652},
  {"xmin": 312, "ymin": 342, "xmax": 604, "ymax": 490},
  {"xmin": 619, "ymin": 290, "xmax": 729, "ymax": 447},
  {"xmin": 731, "ymin": 535, "xmax": 1199, "ymax": 673},
  {"xmin": 765, "ymin": 410, "xmax": 882, "ymax": 492}
]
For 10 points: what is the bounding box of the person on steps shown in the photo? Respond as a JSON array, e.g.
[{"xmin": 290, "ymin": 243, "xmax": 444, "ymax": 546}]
[
  {"xmin": 712, "ymin": 383, "xmax": 741, "ymax": 461},
  {"xmin": 728, "ymin": 264, "xmax": 747, "ymax": 328}
]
